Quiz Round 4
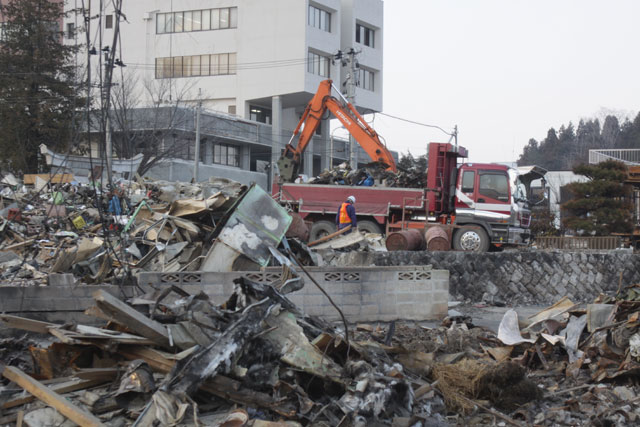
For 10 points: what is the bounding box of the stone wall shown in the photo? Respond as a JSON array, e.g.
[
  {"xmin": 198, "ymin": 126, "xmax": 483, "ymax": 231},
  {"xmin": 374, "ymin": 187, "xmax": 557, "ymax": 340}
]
[{"xmin": 327, "ymin": 250, "xmax": 640, "ymax": 305}]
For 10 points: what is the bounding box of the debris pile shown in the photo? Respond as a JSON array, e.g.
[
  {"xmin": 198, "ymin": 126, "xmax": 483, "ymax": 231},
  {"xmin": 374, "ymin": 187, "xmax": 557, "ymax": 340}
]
[
  {"xmin": 306, "ymin": 161, "xmax": 425, "ymax": 188},
  {"xmin": 0, "ymin": 173, "xmax": 317, "ymax": 286},
  {"xmin": 3, "ymin": 275, "xmax": 640, "ymax": 425},
  {"xmin": 0, "ymin": 269, "xmax": 439, "ymax": 426}
]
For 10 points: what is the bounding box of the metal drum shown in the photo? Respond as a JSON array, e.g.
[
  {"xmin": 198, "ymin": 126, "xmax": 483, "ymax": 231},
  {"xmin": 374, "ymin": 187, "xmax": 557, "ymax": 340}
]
[
  {"xmin": 285, "ymin": 212, "xmax": 310, "ymax": 242},
  {"xmin": 425, "ymin": 226, "xmax": 450, "ymax": 251},
  {"xmin": 385, "ymin": 229, "xmax": 425, "ymax": 251}
]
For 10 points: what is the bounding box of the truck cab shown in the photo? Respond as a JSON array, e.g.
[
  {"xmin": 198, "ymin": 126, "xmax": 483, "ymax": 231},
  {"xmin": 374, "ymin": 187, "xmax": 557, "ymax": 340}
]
[{"xmin": 453, "ymin": 163, "xmax": 535, "ymax": 250}]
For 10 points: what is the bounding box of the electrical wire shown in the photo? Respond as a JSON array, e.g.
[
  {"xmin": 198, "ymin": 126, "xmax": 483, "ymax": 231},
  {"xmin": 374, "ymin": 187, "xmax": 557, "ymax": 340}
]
[{"xmin": 377, "ymin": 112, "xmax": 456, "ymax": 137}]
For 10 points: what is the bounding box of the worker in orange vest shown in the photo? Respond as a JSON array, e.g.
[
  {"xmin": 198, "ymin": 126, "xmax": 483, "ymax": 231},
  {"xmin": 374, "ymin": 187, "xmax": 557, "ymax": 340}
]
[{"xmin": 336, "ymin": 195, "xmax": 357, "ymax": 234}]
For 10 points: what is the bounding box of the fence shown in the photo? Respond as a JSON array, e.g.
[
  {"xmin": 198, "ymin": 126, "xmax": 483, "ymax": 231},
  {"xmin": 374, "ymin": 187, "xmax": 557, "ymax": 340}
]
[
  {"xmin": 534, "ymin": 236, "xmax": 621, "ymax": 250},
  {"xmin": 589, "ymin": 149, "xmax": 640, "ymax": 165}
]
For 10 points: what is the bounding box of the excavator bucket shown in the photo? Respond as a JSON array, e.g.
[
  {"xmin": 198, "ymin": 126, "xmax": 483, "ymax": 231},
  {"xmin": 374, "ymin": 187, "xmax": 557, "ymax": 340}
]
[{"xmin": 277, "ymin": 156, "xmax": 297, "ymax": 182}]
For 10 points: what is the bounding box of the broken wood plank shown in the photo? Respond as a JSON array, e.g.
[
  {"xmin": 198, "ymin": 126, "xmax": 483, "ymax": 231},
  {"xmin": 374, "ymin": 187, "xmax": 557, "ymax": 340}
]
[
  {"xmin": 73, "ymin": 368, "xmax": 120, "ymax": 381},
  {"xmin": 2, "ymin": 377, "xmax": 112, "ymax": 409},
  {"xmin": 3, "ymin": 239, "xmax": 36, "ymax": 252},
  {"xmin": 92, "ymin": 290, "xmax": 170, "ymax": 347},
  {"xmin": 0, "ymin": 413, "xmax": 17, "ymax": 425},
  {"xmin": 308, "ymin": 225, "xmax": 351, "ymax": 247},
  {"xmin": 0, "ymin": 315, "xmax": 55, "ymax": 334},
  {"xmin": 1, "ymin": 365, "xmax": 104, "ymax": 427},
  {"xmin": 23, "ymin": 173, "xmax": 74, "ymax": 185}
]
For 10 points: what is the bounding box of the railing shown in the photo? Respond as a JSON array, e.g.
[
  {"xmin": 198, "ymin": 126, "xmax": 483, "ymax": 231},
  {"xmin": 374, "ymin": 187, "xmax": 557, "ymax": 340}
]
[
  {"xmin": 534, "ymin": 236, "xmax": 621, "ymax": 250},
  {"xmin": 589, "ymin": 149, "xmax": 640, "ymax": 165}
]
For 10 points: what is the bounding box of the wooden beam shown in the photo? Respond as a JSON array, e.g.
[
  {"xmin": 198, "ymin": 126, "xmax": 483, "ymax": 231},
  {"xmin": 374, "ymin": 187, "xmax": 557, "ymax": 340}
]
[
  {"xmin": 74, "ymin": 368, "xmax": 120, "ymax": 381},
  {"xmin": 23, "ymin": 173, "xmax": 74, "ymax": 185},
  {"xmin": 3, "ymin": 377, "xmax": 112, "ymax": 409},
  {"xmin": 0, "ymin": 413, "xmax": 17, "ymax": 425},
  {"xmin": 308, "ymin": 225, "xmax": 351, "ymax": 247},
  {"xmin": 3, "ymin": 240, "xmax": 36, "ymax": 252},
  {"xmin": 0, "ymin": 315, "xmax": 56, "ymax": 334},
  {"xmin": 1, "ymin": 366, "xmax": 104, "ymax": 427},
  {"xmin": 92, "ymin": 290, "xmax": 170, "ymax": 347}
]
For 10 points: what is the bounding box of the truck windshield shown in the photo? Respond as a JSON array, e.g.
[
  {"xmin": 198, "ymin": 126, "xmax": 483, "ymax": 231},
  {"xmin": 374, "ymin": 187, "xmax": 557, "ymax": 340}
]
[{"xmin": 479, "ymin": 172, "xmax": 509, "ymax": 201}]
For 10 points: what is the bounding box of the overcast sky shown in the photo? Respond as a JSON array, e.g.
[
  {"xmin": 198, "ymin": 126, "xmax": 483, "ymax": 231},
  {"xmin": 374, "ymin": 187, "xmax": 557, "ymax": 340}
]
[{"xmin": 368, "ymin": 0, "xmax": 640, "ymax": 163}]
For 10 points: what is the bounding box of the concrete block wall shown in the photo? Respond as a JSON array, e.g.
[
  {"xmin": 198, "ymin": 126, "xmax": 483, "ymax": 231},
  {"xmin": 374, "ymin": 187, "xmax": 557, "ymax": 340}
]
[
  {"xmin": 0, "ymin": 266, "xmax": 449, "ymax": 329},
  {"xmin": 138, "ymin": 266, "xmax": 449, "ymax": 322},
  {"xmin": 327, "ymin": 250, "xmax": 640, "ymax": 305},
  {"xmin": 0, "ymin": 285, "xmax": 136, "ymax": 326}
]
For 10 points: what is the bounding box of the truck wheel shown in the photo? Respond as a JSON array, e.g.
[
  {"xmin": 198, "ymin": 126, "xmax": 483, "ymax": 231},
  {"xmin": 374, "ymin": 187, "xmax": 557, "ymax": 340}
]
[
  {"xmin": 309, "ymin": 220, "xmax": 336, "ymax": 242},
  {"xmin": 453, "ymin": 226, "xmax": 490, "ymax": 252},
  {"xmin": 357, "ymin": 220, "xmax": 381, "ymax": 235}
]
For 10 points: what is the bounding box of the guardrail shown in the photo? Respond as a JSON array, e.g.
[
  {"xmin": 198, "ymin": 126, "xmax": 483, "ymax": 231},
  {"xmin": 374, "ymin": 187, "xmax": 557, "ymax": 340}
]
[{"xmin": 534, "ymin": 236, "xmax": 621, "ymax": 250}]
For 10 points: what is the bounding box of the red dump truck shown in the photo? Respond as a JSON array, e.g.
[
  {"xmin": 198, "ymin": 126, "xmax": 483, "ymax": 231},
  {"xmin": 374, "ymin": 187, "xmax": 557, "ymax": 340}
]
[
  {"xmin": 274, "ymin": 142, "xmax": 545, "ymax": 251},
  {"xmin": 273, "ymin": 79, "xmax": 544, "ymax": 251}
]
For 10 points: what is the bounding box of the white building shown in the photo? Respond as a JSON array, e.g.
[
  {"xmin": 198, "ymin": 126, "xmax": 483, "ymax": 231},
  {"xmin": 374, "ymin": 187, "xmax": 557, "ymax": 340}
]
[
  {"xmin": 531, "ymin": 171, "xmax": 590, "ymax": 228},
  {"xmin": 64, "ymin": 0, "xmax": 384, "ymax": 183}
]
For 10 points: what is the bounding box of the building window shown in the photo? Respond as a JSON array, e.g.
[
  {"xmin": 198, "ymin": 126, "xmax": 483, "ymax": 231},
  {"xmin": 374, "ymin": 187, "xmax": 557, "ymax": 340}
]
[
  {"xmin": 357, "ymin": 68, "xmax": 374, "ymax": 91},
  {"xmin": 65, "ymin": 23, "xmax": 75, "ymax": 39},
  {"xmin": 214, "ymin": 143, "xmax": 239, "ymax": 167},
  {"xmin": 155, "ymin": 53, "xmax": 237, "ymax": 79},
  {"xmin": 156, "ymin": 7, "xmax": 237, "ymax": 34},
  {"xmin": 308, "ymin": 5, "xmax": 330, "ymax": 32},
  {"xmin": 249, "ymin": 105, "xmax": 272, "ymax": 124},
  {"xmin": 356, "ymin": 23, "xmax": 374, "ymax": 47},
  {"xmin": 307, "ymin": 51, "xmax": 330, "ymax": 77},
  {"xmin": 105, "ymin": 14, "xmax": 113, "ymax": 29}
]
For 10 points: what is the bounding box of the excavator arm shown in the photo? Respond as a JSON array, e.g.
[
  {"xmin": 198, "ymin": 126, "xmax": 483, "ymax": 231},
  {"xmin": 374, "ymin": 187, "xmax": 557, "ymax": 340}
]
[{"xmin": 277, "ymin": 79, "xmax": 396, "ymax": 182}]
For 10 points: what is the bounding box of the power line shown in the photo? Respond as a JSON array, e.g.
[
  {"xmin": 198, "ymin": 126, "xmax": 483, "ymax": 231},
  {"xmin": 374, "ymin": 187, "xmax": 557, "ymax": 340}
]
[{"xmin": 377, "ymin": 112, "xmax": 456, "ymax": 137}]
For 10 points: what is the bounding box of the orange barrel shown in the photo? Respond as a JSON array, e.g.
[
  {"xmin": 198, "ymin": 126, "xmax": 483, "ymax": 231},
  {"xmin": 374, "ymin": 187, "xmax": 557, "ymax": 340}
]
[
  {"xmin": 425, "ymin": 226, "xmax": 450, "ymax": 251},
  {"xmin": 385, "ymin": 229, "xmax": 426, "ymax": 251}
]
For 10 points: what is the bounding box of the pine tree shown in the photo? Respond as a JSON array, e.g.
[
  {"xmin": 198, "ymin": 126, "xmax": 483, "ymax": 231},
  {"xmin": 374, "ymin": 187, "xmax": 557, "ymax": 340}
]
[
  {"xmin": 0, "ymin": 0, "xmax": 79, "ymax": 173},
  {"xmin": 562, "ymin": 160, "xmax": 633, "ymax": 235}
]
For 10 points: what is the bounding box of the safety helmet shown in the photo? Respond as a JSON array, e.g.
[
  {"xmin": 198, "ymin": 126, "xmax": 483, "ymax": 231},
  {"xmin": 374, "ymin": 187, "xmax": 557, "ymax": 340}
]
[{"xmin": 347, "ymin": 196, "xmax": 356, "ymax": 203}]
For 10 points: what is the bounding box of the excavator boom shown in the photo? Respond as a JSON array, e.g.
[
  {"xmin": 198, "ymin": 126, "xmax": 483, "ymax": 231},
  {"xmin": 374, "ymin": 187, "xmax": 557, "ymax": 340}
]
[{"xmin": 277, "ymin": 79, "xmax": 396, "ymax": 182}]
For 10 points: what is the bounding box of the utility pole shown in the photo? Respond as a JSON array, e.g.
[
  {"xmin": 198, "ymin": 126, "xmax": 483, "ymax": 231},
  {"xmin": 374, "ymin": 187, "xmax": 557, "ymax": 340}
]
[
  {"xmin": 193, "ymin": 99, "xmax": 202, "ymax": 182},
  {"xmin": 106, "ymin": 115, "xmax": 112, "ymax": 177},
  {"xmin": 345, "ymin": 48, "xmax": 359, "ymax": 169},
  {"xmin": 100, "ymin": 0, "xmax": 123, "ymax": 186}
]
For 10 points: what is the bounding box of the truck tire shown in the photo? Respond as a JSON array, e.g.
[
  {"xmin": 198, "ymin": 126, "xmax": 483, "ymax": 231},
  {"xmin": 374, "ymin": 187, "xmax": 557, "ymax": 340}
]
[
  {"xmin": 453, "ymin": 226, "xmax": 490, "ymax": 252},
  {"xmin": 309, "ymin": 220, "xmax": 336, "ymax": 242},
  {"xmin": 357, "ymin": 220, "xmax": 382, "ymax": 235}
]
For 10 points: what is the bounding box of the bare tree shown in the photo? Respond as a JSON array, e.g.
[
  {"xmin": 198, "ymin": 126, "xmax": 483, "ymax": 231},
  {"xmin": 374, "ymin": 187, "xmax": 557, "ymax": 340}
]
[{"xmin": 108, "ymin": 72, "xmax": 199, "ymax": 176}]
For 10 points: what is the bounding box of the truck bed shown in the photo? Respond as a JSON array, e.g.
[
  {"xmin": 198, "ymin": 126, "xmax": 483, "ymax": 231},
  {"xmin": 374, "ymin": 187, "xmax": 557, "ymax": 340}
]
[{"xmin": 275, "ymin": 183, "xmax": 425, "ymax": 219}]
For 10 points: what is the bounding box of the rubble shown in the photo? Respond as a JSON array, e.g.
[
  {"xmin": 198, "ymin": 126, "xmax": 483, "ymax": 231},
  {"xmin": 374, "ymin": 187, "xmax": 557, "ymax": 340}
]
[
  {"xmin": 4, "ymin": 171, "xmax": 640, "ymax": 426},
  {"xmin": 1, "ymin": 269, "xmax": 639, "ymax": 426},
  {"xmin": 306, "ymin": 161, "xmax": 425, "ymax": 188},
  {"xmin": 0, "ymin": 172, "xmax": 313, "ymax": 285}
]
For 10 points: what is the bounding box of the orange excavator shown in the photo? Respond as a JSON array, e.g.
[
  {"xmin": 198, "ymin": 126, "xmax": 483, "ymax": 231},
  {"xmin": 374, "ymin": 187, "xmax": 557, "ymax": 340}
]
[{"xmin": 277, "ymin": 79, "xmax": 397, "ymax": 182}]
